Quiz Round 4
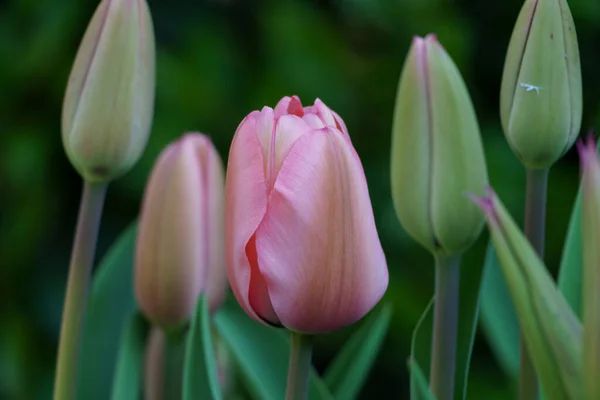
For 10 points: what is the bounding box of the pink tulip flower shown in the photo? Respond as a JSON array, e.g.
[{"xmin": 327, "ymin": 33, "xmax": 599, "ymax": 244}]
[
  {"xmin": 225, "ymin": 96, "xmax": 388, "ymax": 333},
  {"xmin": 135, "ymin": 133, "xmax": 227, "ymax": 329}
]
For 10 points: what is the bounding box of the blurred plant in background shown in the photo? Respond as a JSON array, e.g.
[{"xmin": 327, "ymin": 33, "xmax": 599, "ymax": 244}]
[{"xmin": 1, "ymin": 0, "xmax": 600, "ymax": 399}]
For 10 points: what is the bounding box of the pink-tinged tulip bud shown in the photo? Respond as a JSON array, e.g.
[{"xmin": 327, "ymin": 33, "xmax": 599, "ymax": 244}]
[
  {"xmin": 62, "ymin": 0, "xmax": 156, "ymax": 183},
  {"xmin": 225, "ymin": 96, "xmax": 388, "ymax": 334},
  {"xmin": 135, "ymin": 133, "xmax": 227, "ymax": 329},
  {"xmin": 578, "ymin": 135, "xmax": 600, "ymax": 400},
  {"xmin": 391, "ymin": 34, "xmax": 488, "ymax": 256}
]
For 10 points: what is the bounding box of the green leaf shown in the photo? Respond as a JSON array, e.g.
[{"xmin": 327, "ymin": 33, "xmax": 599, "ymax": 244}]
[
  {"xmin": 558, "ymin": 141, "xmax": 600, "ymax": 319},
  {"xmin": 409, "ymin": 253, "xmax": 485, "ymax": 400},
  {"xmin": 183, "ymin": 294, "xmax": 223, "ymax": 400},
  {"xmin": 77, "ymin": 222, "xmax": 138, "ymax": 400},
  {"xmin": 408, "ymin": 358, "xmax": 437, "ymax": 400},
  {"xmin": 558, "ymin": 186, "xmax": 583, "ymax": 319},
  {"xmin": 213, "ymin": 299, "xmax": 333, "ymax": 400},
  {"xmin": 410, "ymin": 297, "xmax": 433, "ymax": 400},
  {"xmin": 323, "ymin": 303, "xmax": 392, "ymax": 400},
  {"xmin": 479, "ymin": 242, "xmax": 520, "ymax": 377},
  {"xmin": 454, "ymin": 252, "xmax": 486, "ymax": 400},
  {"xmin": 111, "ymin": 313, "xmax": 148, "ymax": 400}
]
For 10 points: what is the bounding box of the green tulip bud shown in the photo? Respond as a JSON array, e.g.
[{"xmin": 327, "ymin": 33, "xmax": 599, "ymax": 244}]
[
  {"xmin": 390, "ymin": 34, "xmax": 488, "ymax": 255},
  {"xmin": 62, "ymin": 0, "xmax": 156, "ymax": 182},
  {"xmin": 475, "ymin": 188, "xmax": 583, "ymax": 400},
  {"xmin": 499, "ymin": 0, "xmax": 582, "ymax": 169},
  {"xmin": 579, "ymin": 136, "xmax": 600, "ymax": 399}
]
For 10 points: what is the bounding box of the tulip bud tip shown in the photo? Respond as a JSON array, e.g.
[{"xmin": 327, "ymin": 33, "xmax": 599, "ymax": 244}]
[
  {"xmin": 468, "ymin": 186, "xmax": 499, "ymax": 224},
  {"xmin": 425, "ymin": 33, "xmax": 438, "ymax": 42},
  {"xmin": 577, "ymin": 130, "xmax": 597, "ymax": 169}
]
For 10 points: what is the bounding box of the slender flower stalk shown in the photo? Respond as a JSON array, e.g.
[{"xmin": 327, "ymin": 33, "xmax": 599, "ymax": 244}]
[
  {"xmin": 53, "ymin": 182, "xmax": 108, "ymax": 400},
  {"xmin": 144, "ymin": 326, "xmax": 165, "ymax": 400},
  {"xmin": 519, "ymin": 168, "xmax": 549, "ymax": 400},
  {"xmin": 430, "ymin": 255, "xmax": 460, "ymax": 400},
  {"xmin": 164, "ymin": 328, "xmax": 187, "ymax": 400},
  {"xmin": 285, "ymin": 333, "xmax": 314, "ymax": 400}
]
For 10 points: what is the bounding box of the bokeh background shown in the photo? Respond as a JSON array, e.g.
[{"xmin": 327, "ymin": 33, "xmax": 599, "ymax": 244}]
[{"xmin": 1, "ymin": 0, "xmax": 600, "ymax": 398}]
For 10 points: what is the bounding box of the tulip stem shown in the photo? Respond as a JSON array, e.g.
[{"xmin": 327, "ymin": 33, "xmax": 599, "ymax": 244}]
[
  {"xmin": 164, "ymin": 327, "xmax": 187, "ymax": 400},
  {"xmin": 286, "ymin": 332, "xmax": 314, "ymax": 400},
  {"xmin": 54, "ymin": 181, "xmax": 108, "ymax": 400},
  {"xmin": 430, "ymin": 254, "xmax": 461, "ymax": 400},
  {"xmin": 519, "ymin": 168, "xmax": 549, "ymax": 400}
]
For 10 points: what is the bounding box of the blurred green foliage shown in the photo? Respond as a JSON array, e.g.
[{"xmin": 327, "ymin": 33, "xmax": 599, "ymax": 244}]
[{"xmin": 1, "ymin": 0, "xmax": 599, "ymax": 398}]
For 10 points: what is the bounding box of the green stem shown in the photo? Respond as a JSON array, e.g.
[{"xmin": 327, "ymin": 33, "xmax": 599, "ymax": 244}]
[
  {"xmin": 519, "ymin": 168, "xmax": 549, "ymax": 400},
  {"xmin": 164, "ymin": 328, "xmax": 187, "ymax": 400},
  {"xmin": 430, "ymin": 254, "xmax": 461, "ymax": 400},
  {"xmin": 285, "ymin": 332, "xmax": 314, "ymax": 400},
  {"xmin": 53, "ymin": 181, "xmax": 108, "ymax": 400}
]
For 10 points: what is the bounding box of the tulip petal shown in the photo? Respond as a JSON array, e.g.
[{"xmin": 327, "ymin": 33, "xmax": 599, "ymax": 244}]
[
  {"xmin": 302, "ymin": 114, "xmax": 327, "ymax": 130},
  {"xmin": 191, "ymin": 134, "xmax": 228, "ymax": 313},
  {"xmin": 255, "ymin": 109, "xmax": 311, "ymax": 192},
  {"xmin": 273, "ymin": 115, "xmax": 311, "ymax": 174},
  {"xmin": 428, "ymin": 37, "xmax": 487, "ymax": 253},
  {"xmin": 225, "ymin": 112, "xmax": 271, "ymax": 323},
  {"xmin": 254, "ymin": 128, "xmax": 388, "ymax": 333},
  {"xmin": 246, "ymin": 235, "xmax": 280, "ymax": 324},
  {"xmin": 274, "ymin": 95, "xmax": 304, "ymax": 118}
]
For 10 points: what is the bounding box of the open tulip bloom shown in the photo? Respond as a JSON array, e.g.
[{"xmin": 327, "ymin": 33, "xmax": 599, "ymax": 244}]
[{"xmin": 225, "ymin": 95, "xmax": 389, "ymax": 397}]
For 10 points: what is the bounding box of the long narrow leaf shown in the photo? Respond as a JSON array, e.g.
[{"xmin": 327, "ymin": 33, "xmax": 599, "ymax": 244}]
[
  {"xmin": 557, "ymin": 187, "xmax": 583, "ymax": 319},
  {"xmin": 111, "ymin": 313, "xmax": 148, "ymax": 400},
  {"xmin": 183, "ymin": 294, "xmax": 223, "ymax": 400},
  {"xmin": 410, "ymin": 297, "xmax": 433, "ymax": 400},
  {"xmin": 454, "ymin": 252, "xmax": 486, "ymax": 400},
  {"xmin": 408, "ymin": 358, "xmax": 437, "ymax": 400},
  {"xmin": 557, "ymin": 142, "xmax": 600, "ymax": 318},
  {"xmin": 77, "ymin": 223, "xmax": 138, "ymax": 400},
  {"xmin": 213, "ymin": 299, "xmax": 333, "ymax": 400},
  {"xmin": 479, "ymin": 243, "xmax": 520, "ymax": 377},
  {"xmin": 323, "ymin": 303, "xmax": 392, "ymax": 400}
]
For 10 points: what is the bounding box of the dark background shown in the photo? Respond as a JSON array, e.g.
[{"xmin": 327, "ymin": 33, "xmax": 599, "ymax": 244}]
[{"xmin": 1, "ymin": 0, "xmax": 600, "ymax": 398}]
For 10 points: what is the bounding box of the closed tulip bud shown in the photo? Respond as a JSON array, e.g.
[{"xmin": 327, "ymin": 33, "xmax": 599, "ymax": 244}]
[
  {"xmin": 62, "ymin": 0, "xmax": 156, "ymax": 183},
  {"xmin": 135, "ymin": 133, "xmax": 227, "ymax": 329},
  {"xmin": 474, "ymin": 188, "xmax": 583, "ymax": 400},
  {"xmin": 499, "ymin": 0, "xmax": 582, "ymax": 169},
  {"xmin": 391, "ymin": 34, "xmax": 488, "ymax": 255},
  {"xmin": 578, "ymin": 135, "xmax": 600, "ymax": 399},
  {"xmin": 225, "ymin": 96, "xmax": 388, "ymax": 333}
]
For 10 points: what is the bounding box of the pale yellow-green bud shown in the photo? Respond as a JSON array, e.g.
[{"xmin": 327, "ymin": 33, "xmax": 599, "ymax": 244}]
[
  {"xmin": 578, "ymin": 136, "xmax": 600, "ymax": 400},
  {"xmin": 475, "ymin": 188, "xmax": 584, "ymax": 400},
  {"xmin": 390, "ymin": 34, "xmax": 488, "ymax": 255},
  {"xmin": 499, "ymin": 0, "xmax": 582, "ymax": 169},
  {"xmin": 62, "ymin": 0, "xmax": 156, "ymax": 182}
]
